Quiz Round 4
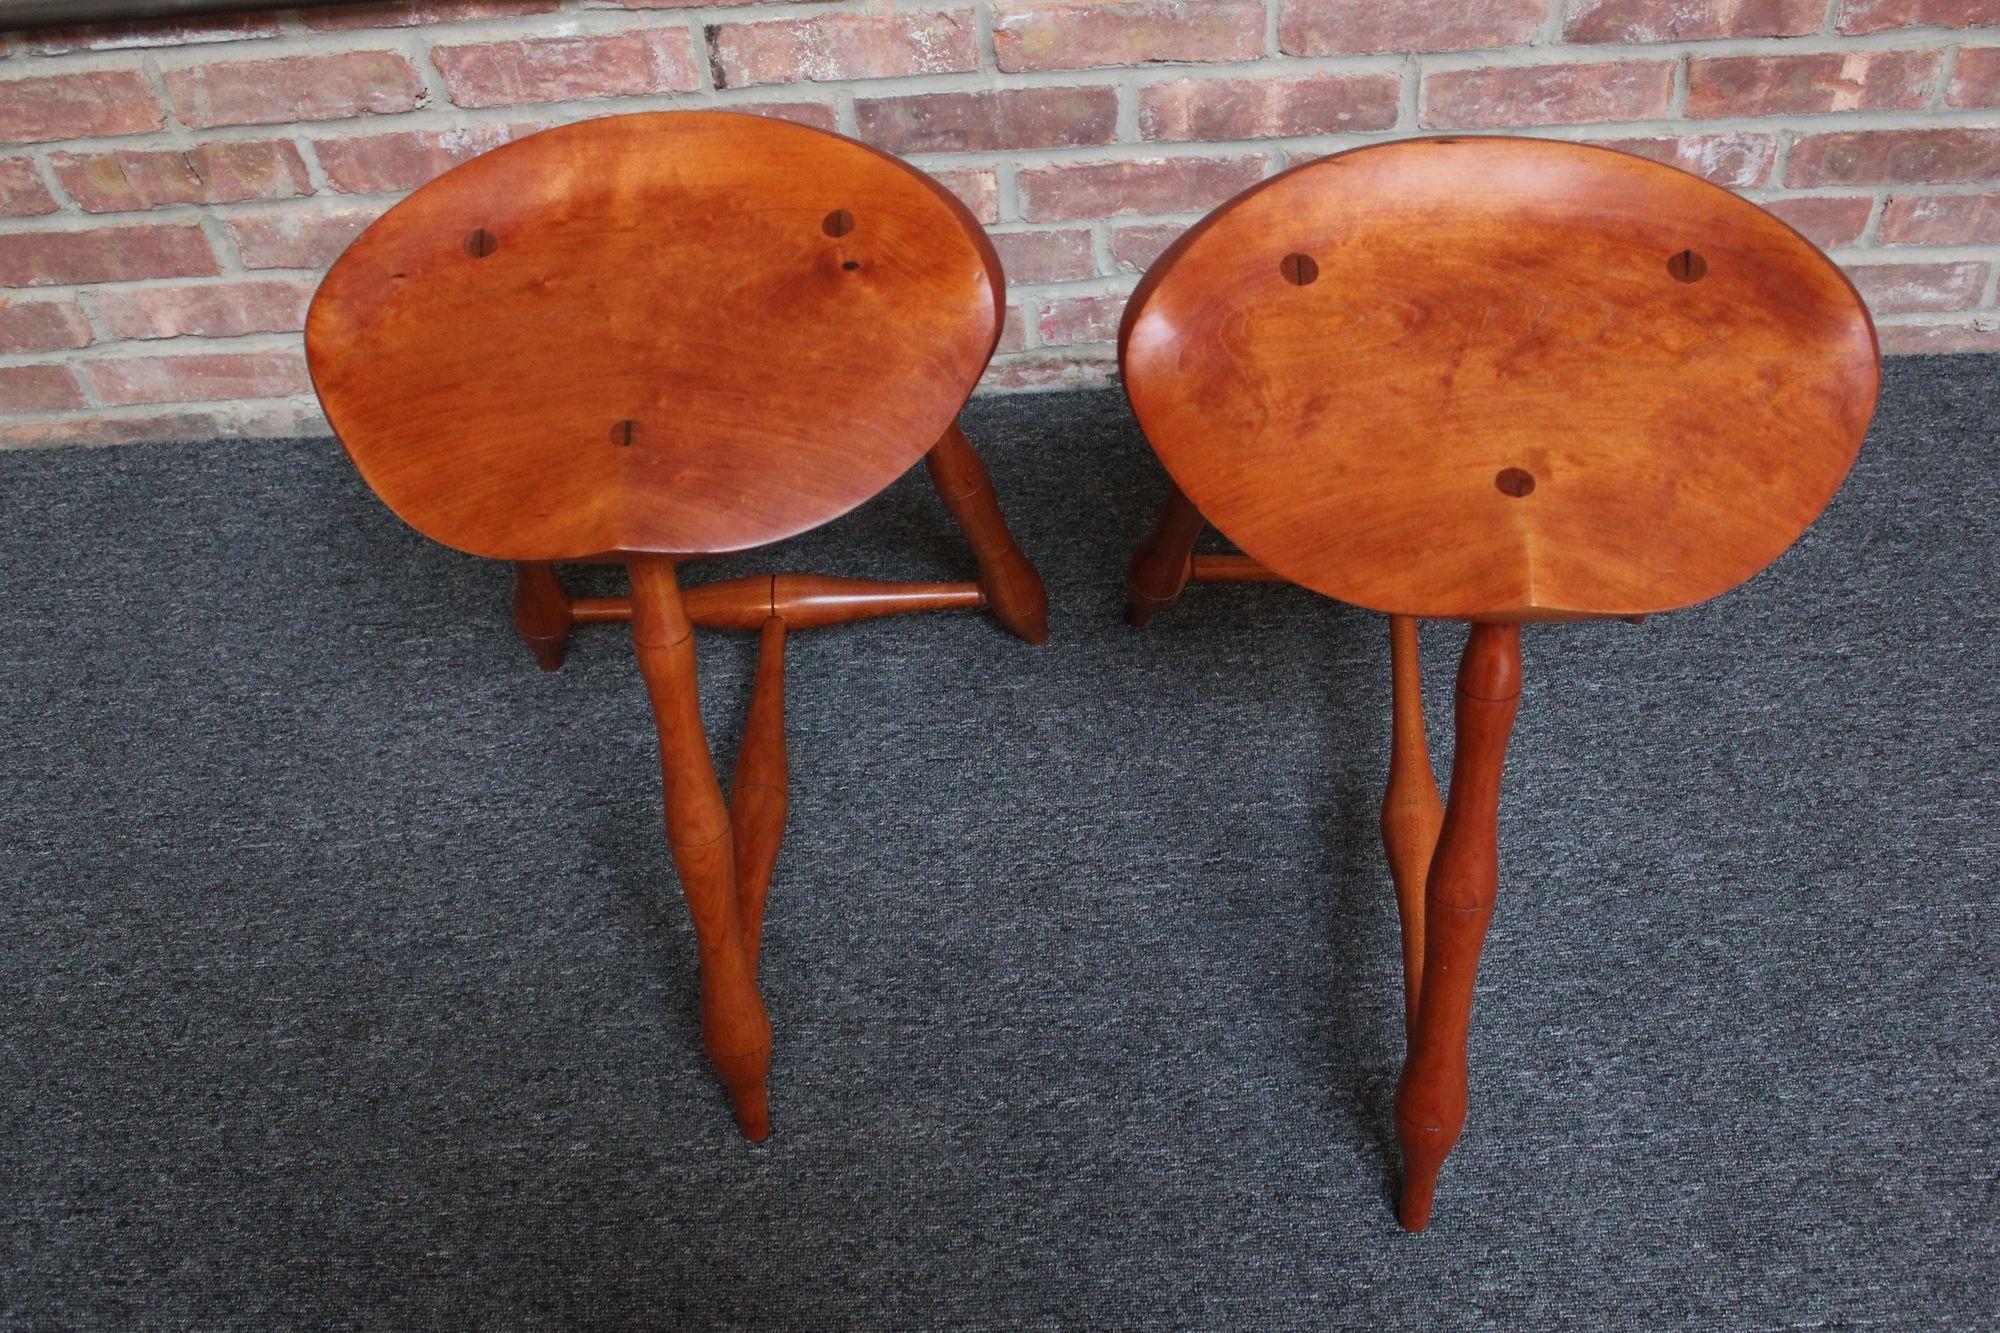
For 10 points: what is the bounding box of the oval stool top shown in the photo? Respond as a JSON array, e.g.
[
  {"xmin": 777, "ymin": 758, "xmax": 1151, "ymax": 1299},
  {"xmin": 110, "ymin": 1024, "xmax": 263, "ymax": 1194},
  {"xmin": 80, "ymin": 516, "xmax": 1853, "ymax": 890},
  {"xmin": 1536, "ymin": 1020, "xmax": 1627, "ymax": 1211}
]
[
  {"xmin": 306, "ymin": 111, "xmax": 1003, "ymax": 562},
  {"xmin": 1120, "ymin": 136, "xmax": 1878, "ymax": 621}
]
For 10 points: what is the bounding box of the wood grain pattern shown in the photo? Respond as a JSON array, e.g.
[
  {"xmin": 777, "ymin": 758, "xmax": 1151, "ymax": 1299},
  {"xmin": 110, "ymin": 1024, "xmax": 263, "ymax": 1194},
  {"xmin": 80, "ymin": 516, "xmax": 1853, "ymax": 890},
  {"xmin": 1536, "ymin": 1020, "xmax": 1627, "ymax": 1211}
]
[
  {"xmin": 1381, "ymin": 614, "xmax": 1443, "ymax": 1044},
  {"xmin": 307, "ymin": 111, "xmax": 1004, "ymax": 563},
  {"xmin": 629, "ymin": 556, "xmax": 773, "ymax": 1141},
  {"xmin": 925, "ymin": 423, "xmax": 1049, "ymax": 645},
  {"xmin": 1120, "ymin": 136, "xmax": 1878, "ymax": 622},
  {"xmin": 1393, "ymin": 622, "xmax": 1521, "ymax": 1231}
]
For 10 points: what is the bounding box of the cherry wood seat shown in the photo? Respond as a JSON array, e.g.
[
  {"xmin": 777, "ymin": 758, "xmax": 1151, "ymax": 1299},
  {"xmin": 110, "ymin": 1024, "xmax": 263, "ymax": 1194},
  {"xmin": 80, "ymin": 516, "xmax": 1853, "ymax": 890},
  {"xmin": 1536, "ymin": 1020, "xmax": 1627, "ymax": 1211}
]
[
  {"xmin": 1119, "ymin": 137, "xmax": 1876, "ymax": 1229},
  {"xmin": 307, "ymin": 111, "xmax": 1047, "ymax": 1141}
]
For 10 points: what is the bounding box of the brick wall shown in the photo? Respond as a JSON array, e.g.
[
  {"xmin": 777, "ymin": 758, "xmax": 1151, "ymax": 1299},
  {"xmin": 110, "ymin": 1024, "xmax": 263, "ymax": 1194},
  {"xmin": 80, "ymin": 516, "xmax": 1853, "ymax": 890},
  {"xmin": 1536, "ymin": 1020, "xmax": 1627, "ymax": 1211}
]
[{"xmin": 1, "ymin": 0, "xmax": 1997, "ymax": 448}]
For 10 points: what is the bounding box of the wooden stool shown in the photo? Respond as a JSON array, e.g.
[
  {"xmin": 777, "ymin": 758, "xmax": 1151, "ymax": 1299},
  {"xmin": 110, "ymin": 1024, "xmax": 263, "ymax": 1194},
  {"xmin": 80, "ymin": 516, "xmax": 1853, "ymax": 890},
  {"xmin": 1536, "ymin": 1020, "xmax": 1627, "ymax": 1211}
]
[
  {"xmin": 305, "ymin": 111, "xmax": 1046, "ymax": 1140},
  {"xmin": 1119, "ymin": 137, "xmax": 1877, "ymax": 1229}
]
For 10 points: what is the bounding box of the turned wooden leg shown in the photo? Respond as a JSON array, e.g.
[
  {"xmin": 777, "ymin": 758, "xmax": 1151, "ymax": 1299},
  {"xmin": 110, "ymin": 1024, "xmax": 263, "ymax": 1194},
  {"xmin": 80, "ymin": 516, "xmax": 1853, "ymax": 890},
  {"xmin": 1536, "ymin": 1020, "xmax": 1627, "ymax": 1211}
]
[
  {"xmin": 1125, "ymin": 483, "xmax": 1205, "ymax": 628},
  {"xmin": 628, "ymin": 556, "xmax": 774, "ymax": 1141},
  {"xmin": 730, "ymin": 617, "xmax": 788, "ymax": 973},
  {"xmin": 1393, "ymin": 621, "xmax": 1522, "ymax": 1232},
  {"xmin": 925, "ymin": 421, "xmax": 1049, "ymax": 645},
  {"xmin": 1381, "ymin": 615, "xmax": 1444, "ymax": 1043},
  {"xmin": 512, "ymin": 560, "xmax": 574, "ymax": 671}
]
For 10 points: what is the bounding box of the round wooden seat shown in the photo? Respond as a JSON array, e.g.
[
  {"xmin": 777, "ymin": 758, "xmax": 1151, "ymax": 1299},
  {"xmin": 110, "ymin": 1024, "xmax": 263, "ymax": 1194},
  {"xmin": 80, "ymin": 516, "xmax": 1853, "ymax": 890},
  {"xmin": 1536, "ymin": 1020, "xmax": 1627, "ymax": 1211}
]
[
  {"xmin": 1119, "ymin": 136, "xmax": 1878, "ymax": 621},
  {"xmin": 305, "ymin": 111, "xmax": 1004, "ymax": 562}
]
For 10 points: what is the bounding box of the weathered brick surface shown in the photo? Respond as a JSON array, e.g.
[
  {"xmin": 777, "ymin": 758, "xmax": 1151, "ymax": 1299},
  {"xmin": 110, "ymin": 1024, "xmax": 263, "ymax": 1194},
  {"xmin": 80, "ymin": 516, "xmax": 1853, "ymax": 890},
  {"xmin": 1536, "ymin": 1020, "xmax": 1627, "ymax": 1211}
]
[
  {"xmin": 2, "ymin": 0, "xmax": 1998, "ymax": 441},
  {"xmin": 1279, "ymin": 0, "xmax": 1546, "ymax": 56},
  {"xmin": 50, "ymin": 141, "xmax": 313, "ymax": 213},
  {"xmin": 1423, "ymin": 60, "xmax": 1677, "ymax": 129},
  {"xmin": 95, "ymin": 281, "xmax": 317, "ymax": 341},
  {"xmin": 1686, "ymin": 51, "xmax": 1943, "ymax": 117},
  {"xmin": 994, "ymin": 2, "xmax": 1266, "ymax": 73},
  {"xmin": 856, "ymin": 88, "xmax": 1118, "ymax": 153},
  {"xmin": 0, "ymin": 225, "xmax": 218, "ymax": 287},
  {"xmin": 707, "ymin": 10, "xmax": 979, "ymax": 88},
  {"xmin": 87, "ymin": 351, "xmax": 314, "ymax": 406},
  {"xmin": 1018, "ymin": 155, "xmax": 1266, "ymax": 221},
  {"xmin": 163, "ymin": 51, "xmax": 426, "ymax": 129},
  {"xmin": 1139, "ymin": 74, "xmax": 1401, "ymax": 141},
  {"xmin": 435, "ymin": 30, "xmax": 702, "ymax": 108},
  {"xmin": 0, "ymin": 70, "xmax": 164, "ymax": 145},
  {"xmin": 1567, "ymin": 0, "xmax": 1827, "ymax": 43},
  {"xmin": 0, "ymin": 157, "xmax": 58, "ymax": 217},
  {"xmin": 0, "ymin": 299, "xmax": 93, "ymax": 355},
  {"xmin": 0, "ymin": 364, "xmax": 87, "ymax": 414},
  {"xmin": 1880, "ymin": 192, "xmax": 2000, "ymax": 244}
]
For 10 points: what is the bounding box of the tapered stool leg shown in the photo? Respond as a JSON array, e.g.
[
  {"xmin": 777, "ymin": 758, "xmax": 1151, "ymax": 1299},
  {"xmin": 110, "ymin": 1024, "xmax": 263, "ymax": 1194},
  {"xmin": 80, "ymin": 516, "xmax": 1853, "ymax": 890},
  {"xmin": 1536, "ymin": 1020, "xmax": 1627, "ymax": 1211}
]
[
  {"xmin": 925, "ymin": 422, "xmax": 1049, "ymax": 645},
  {"xmin": 1124, "ymin": 483, "xmax": 1205, "ymax": 628},
  {"xmin": 1393, "ymin": 621, "xmax": 1521, "ymax": 1231},
  {"xmin": 731, "ymin": 617, "xmax": 788, "ymax": 973},
  {"xmin": 1381, "ymin": 615, "xmax": 1444, "ymax": 1043},
  {"xmin": 629, "ymin": 556, "xmax": 774, "ymax": 1141},
  {"xmin": 512, "ymin": 560, "xmax": 574, "ymax": 671}
]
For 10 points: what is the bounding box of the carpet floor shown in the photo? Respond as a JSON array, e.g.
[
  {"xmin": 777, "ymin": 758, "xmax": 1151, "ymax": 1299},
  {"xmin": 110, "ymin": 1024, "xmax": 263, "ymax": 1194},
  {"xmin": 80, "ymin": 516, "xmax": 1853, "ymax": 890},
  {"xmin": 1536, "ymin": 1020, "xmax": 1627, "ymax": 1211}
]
[{"xmin": 1, "ymin": 358, "xmax": 1995, "ymax": 1329}]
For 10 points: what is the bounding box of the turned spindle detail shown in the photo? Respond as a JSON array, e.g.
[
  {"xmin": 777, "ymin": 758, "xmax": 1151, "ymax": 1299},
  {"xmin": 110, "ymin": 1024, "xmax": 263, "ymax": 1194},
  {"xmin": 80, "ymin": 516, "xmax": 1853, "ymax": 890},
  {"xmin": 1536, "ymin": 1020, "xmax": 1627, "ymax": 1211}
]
[
  {"xmin": 1393, "ymin": 621, "xmax": 1521, "ymax": 1231},
  {"xmin": 512, "ymin": 560, "xmax": 575, "ymax": 671},
  {"xmin": 1124, "ymin": 483, "xmax": 1205, "ymax": 628},
  {"xmin": 732, "ymin": 618, "xmax": 789, "ymax": 973},
  {"xmin": 629, "ymin": 557, "xmax": 774, "ymax": 1142},
  {"xmin": 925, "ymin": 423, "xmax": 1050, "ymax": 645},
  {"xmin": 1381, "ymin": 615, "xmax": 1444, "ymax": 1041}
]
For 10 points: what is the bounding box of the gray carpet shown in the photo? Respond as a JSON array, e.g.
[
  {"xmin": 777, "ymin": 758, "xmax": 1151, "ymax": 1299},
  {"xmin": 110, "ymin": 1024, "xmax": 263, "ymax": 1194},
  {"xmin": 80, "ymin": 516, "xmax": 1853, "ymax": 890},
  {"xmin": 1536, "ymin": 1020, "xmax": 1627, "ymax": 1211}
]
[{"xmin": 1, "ymin": 358, "xmax": 1995, "ymax": 1329}]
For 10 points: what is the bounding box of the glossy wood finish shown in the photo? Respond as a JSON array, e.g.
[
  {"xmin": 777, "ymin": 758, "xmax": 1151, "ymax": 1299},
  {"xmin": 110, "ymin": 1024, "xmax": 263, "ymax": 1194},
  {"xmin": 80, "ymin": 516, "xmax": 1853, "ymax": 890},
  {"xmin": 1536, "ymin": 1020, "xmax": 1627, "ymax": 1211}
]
[
  {"xmin": 308, "ymin": 111, "xmax": 1004, "ymax": 563},
  {"xmin": 1123, "ymin": 483, "xmax": 1204, "ymax": 628},
  {"xmin": 1393, "ymin": 623, "xmax": 1520, "ymax": 1231},
  {"xmin": 926, "ymin": 423, "xmax": 1049, "ymax": 644},
  {"xmin": 1117, "ymin": 137, "xmax": 1877, "ymax": 1229},
  {"xmin": 1192, "ymin": 554, "xmax": 1282, "ymax": 583},
  {"xmin": 1121, "ymin": 136, "xmax": 1877, "ymax": 622},
  {"xmin": 1381, "ymin": 615, "xmax": 1443, "ymax": 1042},
  {"xmin": 309, "ymin": 111, "xmax": 1047, "ymax": 1139},
  {"xmin": 630, "ymin": 557, "xmax": 773, "ymax": 1141}
]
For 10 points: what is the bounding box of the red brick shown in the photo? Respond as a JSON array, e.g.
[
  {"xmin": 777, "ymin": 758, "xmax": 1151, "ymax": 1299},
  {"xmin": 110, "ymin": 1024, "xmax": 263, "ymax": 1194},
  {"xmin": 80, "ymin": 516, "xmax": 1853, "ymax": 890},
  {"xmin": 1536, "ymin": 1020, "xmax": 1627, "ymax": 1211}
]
[
  {"xmin": 1879, "ymin": 192, "xmax": 2000, "ymax": 244},
  {"xmin": 0, "ymin": 299, "xmax": 92, "ymax": 355},
  {"xmin": 980, "ymin": 354, "xmax": 1116, "ymax": 391},
  {"xmin": 314, "ymin": 124, "xmax": 537, "ymax": 194},
  {"xmin": 1788, "ymin": 128, "xmax": 2000, "ymax": 185},
  {"xmin": 1875, "ymin": 319, "xmax": 2000, "ymax": 354},
  {"xmin": 227, "ymin": 206, "xmax": 386, "ymax": 269},
  {"xmin": 931, "ymin": 167, "xmax": 1000, "ymax": 223},
  {"xmin": 990, "ymin": 228, "xmax": 1097, "ymax": 283},
  {"xmin": 1841, "ymin": 260, "xmax": 1989, "ymax": 314},
  {"xmin": 733, "ymin": 102, "xmax": 840, "ymax": 132},
  {"xmin": 1279, "ymin": 0, "xmax": 1545, "ymax": 55},
  {"xmin": 993, "ymin": 1, "xmax": 1264, "ymax": 73},
  {"xmin": 50, "ymin": 141, "xmax": 313, "ymax": 214},
  {"xmin": 0, "ymin": 404, "xmax": 321, "ymax": 450},
  {"xmin": 707, "ymin": 9, "xmax": 978, "ymax": 89},
  {"xmin": 1837, "ymin": 0, "xmax": 2000, "ymax": 34},
  {"xmin": 1947, "ymin": 46, "xmax": 2000, "ymax": 107},
  {"xmin": 1567, "ymin": 0, "xmax": 1825, "ymax": 42},
  {"xmin": 95, "ymin": 280, "xmax": 316, "ymax": 341},
  {"xmin": 998, "ymin": 305, "xmax": 1028, "ymax": 354},
  {"xmin": 1139, "ymin": 73, "xmax": 1400, "ymax": 141},
  {"xmin": 1764, "ymin": 195, "xmax": 1876, "ymax": 248},
  {"xmin": 87, "ymin": 351, "xmax": 313, "ymax": 407},
  {"xmin": 0, "ymin": 365, "xmax": 86, "ymax": 414},
  {"xmin": 0, "ymin": 70, "xmax": 164, "ymax": 145},
  {"xmin": 1423, "ymin": 61, "xmax": 1675, "ymax": 129},
  {"xmin": 0, "ymin": 157, "xmax": 56, "ymax": 217},
  {"xmin": 1686, "ymin": 51, "xmax": 1941, "ymax": 117},
  {"xmin": 1110, "ymin": 221, "xmax": 1186, "ymax": 271},
  {"xmin": 610, "ymin": 0, "xmax": 839, "ymax": 5},
  {"xmin": 856, "ymin": 87, "xmax": 1117, "ymax": 154},
  {"xmin": 299, "ymin": 1, "xmax": 559, "ymax": 30},
  {"xmin": 1037, "ymin": 293, "xmax": 1125, "ymax": 345},
  {"xmin": 1593, "ymin": 133, "xmax": 1780, "ymax": 186},
  {"xmin": 0, "ymin": 224, "xmax": 218, "ymax": 287},
  {"xmin": 435, "ymin": 30, "xmax": 701, "ymax": 109},
  {"xmin": 163, "ymin": 51, "xmax": 425, "ymax": 129},
  {"xmin": 21, "ymin": 12, "xmax": 281, "ymax": 54},
  {"xmin": 1018, "ymin": 155, "xmax": 1265, "ymax": 222}
]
